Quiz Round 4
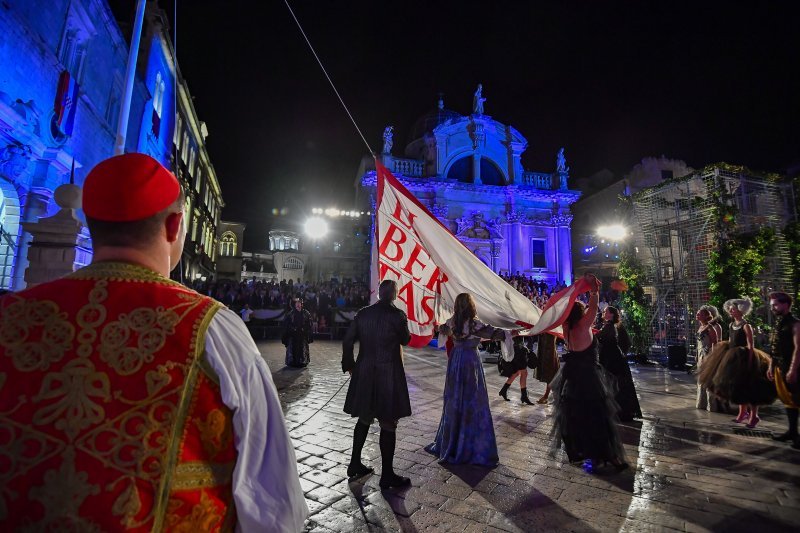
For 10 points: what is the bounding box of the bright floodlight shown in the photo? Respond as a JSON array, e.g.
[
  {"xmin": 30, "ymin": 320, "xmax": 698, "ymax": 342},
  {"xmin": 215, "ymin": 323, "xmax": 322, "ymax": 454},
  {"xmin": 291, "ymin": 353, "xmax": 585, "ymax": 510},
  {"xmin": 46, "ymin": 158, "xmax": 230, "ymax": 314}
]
[
  {"xmin": 597, "ymin": 224, "xmax": 627, "ymax": 241},
  {"xmin": 305, "ymin": 217, "xmax": 328, "ymax": 238}
]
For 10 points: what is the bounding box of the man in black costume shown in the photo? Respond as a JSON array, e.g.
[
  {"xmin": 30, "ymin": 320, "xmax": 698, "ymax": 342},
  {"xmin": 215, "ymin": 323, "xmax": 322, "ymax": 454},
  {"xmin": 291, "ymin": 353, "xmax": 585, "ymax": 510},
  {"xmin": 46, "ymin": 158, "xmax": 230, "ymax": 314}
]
[
  {"xmin": 342, "ymin": 279, "xmax": 412, "ymax": 489},
  {"xmin": 767, "ymin": 291, "xmax": 800, "ymax": 448},
  {"xmin": 282, "ymin": 298, "xmax": 313, "ymax": 367}
]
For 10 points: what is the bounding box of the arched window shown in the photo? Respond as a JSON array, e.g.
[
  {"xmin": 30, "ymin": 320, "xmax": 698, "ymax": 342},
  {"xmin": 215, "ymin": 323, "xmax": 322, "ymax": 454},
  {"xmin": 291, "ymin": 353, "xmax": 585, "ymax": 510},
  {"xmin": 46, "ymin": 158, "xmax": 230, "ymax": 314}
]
[
  {"xmin": 153, "ymin": 72, "xmax": 164, "ymax": 117},
  {"xmin": 284, "ymin": 257, "xmax": 304, "ymax": 270},
  {"xmin": 219, "ymin": 231, "xmax": 237, "ymax": 257}
]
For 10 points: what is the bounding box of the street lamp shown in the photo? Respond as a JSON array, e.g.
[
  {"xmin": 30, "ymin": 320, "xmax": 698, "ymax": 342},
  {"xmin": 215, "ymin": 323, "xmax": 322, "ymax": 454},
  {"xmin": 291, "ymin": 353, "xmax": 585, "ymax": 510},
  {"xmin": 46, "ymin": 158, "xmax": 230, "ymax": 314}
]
[
  {"xmin": 596, "ymin": 224, "xmax": 628, "ymax": 241},
  {"xmin": 304, "ymin": 217, "xmax": 328, "ymax": 239}
]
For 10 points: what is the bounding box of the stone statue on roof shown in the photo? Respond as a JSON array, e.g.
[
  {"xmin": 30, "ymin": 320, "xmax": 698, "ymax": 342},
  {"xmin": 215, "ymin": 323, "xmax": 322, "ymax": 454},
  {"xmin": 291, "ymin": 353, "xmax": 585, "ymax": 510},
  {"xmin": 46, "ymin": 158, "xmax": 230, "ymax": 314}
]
[
  {"xmin": 382, "ymin": 125, "xmax": 394, "ymax": 155},
  {"xmin": 473, "ymin": 84, "xmax": 486, "ymax": 115},
  {"xmin": 556, "ymin": 147, "xmax": 569, "ymax": 174}
]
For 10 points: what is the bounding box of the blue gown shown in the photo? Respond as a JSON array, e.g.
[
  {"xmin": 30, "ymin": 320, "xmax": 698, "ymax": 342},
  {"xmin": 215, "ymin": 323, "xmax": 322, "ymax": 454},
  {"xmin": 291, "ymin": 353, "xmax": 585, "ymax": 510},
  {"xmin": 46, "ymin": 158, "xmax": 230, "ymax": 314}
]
[{"xmin": 425, "ymin": 320, "xmax": 499, "ymax": 466}]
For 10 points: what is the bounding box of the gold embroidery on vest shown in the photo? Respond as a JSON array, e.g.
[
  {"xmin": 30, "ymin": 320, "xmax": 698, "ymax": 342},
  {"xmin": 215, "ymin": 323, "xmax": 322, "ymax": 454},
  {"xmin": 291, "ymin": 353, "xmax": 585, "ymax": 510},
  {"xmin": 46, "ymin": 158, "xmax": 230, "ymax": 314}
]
[
  {"xmin": 152, "ymin": 300, "xmax": 223, "ymax": 532},
  {"xmin": 0, "ymin": 420, "xmax": 66, "ymax": 520},
  {"xmin": 79, "ymin": 396, "xmax": 178, "ymax": 476},
  {"xmin": 75, "ymin": 281, "xmax": 109, "ymax": 359},
  {"xmin": 0, "ymin": 296, "xmax": 74, "ymax": 372},
  {"xmin": 172, "ymin": 461, "xmax": 235, "ymax": 490},
  {"xmin": 27, "ymin": 447, "xmax": 102, "ymax": 531},
  {"xmin": 68, "ymin": 262, "xmax": 185, "ymax": 286},
  {"xmin": 99, "ymin": 300, "xmax": 205, "ymax": 377},
  {"xmin": 195, "ymin": 409, "xmax": 233, "ymax": 458},
  {"xmin": 32, "ymin": 358, "xmax": 111, "ymax": 441},
  {"xmin": 108, "ymin": 476, "xmax": 144, "ymax": 528},
  {"xmin": 166, "ymin": 491, "xmax": 224, "ymax": 532}
]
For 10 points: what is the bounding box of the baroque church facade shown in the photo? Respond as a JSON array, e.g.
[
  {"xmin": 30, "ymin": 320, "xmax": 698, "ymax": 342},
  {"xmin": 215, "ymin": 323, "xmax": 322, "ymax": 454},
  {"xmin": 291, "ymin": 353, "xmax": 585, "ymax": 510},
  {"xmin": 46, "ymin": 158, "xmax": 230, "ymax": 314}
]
[{"xmin": 358, "ymin": 89, "xmax": 581, "ymax": 286}]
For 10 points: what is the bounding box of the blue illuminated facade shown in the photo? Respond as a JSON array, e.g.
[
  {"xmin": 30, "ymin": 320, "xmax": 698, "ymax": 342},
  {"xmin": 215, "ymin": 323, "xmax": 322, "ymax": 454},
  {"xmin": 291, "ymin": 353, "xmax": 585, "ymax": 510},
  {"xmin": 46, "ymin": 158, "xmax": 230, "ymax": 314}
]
[
  {"xmin": 135, "ymin": 8, "xmax": 176, "ymax": 167},
  {"xmin": 0, "ymin": 1, "xmax": 216, "ymax": 291},
  {"xmin": 359, "ymin": 95, "xmax": 581, "ymax": 285},
  {"xmin": 0, "ymin": 0, "xmax": 143, "ymax": 290}
]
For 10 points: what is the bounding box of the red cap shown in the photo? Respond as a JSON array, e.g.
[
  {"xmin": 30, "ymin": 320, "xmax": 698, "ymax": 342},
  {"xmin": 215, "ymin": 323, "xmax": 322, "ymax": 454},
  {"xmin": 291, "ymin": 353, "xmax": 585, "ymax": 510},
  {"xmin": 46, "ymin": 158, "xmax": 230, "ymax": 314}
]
[{"xmin": 82, "ymin": 153, "xmax": 181, "ymax": 221}]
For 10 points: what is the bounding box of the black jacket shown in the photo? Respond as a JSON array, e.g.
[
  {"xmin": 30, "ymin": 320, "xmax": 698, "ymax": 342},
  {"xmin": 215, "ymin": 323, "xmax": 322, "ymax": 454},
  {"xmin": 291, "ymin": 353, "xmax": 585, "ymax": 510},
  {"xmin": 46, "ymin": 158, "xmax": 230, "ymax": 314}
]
[{"xmin": 342, "ymin": 300, "xmax": 411, "ymax": 420}]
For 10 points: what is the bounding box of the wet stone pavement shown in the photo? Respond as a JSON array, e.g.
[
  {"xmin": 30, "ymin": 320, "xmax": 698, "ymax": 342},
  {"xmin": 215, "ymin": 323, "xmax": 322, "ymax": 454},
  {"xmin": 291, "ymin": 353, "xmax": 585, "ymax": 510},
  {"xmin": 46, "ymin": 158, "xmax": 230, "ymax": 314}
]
[{"xmin": 259, "ymin": 340, "xmax": 800, "ymax": 532}]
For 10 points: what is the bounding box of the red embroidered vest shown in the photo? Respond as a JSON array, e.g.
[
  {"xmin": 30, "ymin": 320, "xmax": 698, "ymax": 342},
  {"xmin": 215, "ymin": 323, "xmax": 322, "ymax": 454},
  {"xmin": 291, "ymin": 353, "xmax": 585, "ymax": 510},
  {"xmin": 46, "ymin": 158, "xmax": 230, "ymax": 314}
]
[{"xmin": 0, "ymin": 263, "xmax": 237, "ymax": 531}]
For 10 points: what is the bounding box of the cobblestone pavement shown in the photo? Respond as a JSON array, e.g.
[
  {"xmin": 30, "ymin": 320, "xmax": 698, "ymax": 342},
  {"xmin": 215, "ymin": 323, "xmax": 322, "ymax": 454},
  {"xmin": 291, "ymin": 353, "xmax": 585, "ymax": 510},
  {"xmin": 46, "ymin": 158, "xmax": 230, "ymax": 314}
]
[{"xmin": 258, "ymin": 340, "xmax": 800, "ymax": 532}]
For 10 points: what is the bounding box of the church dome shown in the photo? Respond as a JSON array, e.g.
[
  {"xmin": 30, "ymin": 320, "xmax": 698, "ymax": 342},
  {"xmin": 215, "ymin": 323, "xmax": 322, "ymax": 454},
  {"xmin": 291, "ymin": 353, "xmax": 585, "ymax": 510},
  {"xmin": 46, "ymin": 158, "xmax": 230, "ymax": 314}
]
[{"xmin": 408, "ymin": 106, "xmax": 461, "ymax": 144}]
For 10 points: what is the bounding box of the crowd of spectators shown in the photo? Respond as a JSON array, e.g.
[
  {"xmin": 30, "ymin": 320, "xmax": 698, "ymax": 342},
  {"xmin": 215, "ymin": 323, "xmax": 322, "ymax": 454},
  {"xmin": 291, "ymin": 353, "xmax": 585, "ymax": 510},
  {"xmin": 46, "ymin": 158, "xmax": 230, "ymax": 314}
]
[
  {"xmin": 190, "ymin": 273, "xmax": 616, "ymax": 340},
  {"xmin": 190, "ymin": 278, "xmax": 370, "ymax": 332},
  {"xmin": 499, "ymin": 272, "xmax": 568, "ymax": 309}
]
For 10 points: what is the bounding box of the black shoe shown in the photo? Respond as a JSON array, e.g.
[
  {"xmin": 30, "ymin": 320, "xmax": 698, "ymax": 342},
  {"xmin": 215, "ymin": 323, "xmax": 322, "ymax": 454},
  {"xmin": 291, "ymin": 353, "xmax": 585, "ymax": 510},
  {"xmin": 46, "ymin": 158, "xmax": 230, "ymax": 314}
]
[
  {"xmin": 520, "ymin": 388, "xmax": 534, "ymax": 405},
  {"xmin": 772, "ymin": 431, "xmax": 798, "ymax": 442},
  {"xmin": 792, "ymin": 439, "xmax": 800, "ymax": 450},
  {"xmin": 499, "ymin": 384, "xmax": 511, "ymax": 401},
  {"xmin": 379, "ymin": 473, "xmax": 411, "ymax": 490},
  {"xmin": 346, "ymin": 463, "xmax": 374, "ymax": 481}
]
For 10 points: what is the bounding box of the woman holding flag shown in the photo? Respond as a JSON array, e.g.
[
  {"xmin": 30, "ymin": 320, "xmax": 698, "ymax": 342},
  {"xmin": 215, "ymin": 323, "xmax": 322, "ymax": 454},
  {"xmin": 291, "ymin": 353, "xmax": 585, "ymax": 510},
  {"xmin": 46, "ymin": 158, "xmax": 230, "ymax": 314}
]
[
  {"xmin": 426, "ymin": 293, "xmax": 510, "ymax": 466},
  {"xmin": 549, "ymin": 274, "xmax": 629, "ymax": 472}
]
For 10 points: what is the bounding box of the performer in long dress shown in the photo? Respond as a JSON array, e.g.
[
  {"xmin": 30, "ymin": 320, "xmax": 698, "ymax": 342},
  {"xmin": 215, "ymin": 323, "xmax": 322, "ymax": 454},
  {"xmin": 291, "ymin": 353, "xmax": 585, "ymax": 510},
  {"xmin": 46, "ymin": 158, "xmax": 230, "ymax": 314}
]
[
  {"xmin": 549, "ymin": 274, "xmax": 629, "ymax": 472},
  {"xmin": 535, "ymin": 333, "xmax": 560, "ymax": 404},
  {"xmin": 426, "ymin": 293, "xmax": 507, "ymax": 466},
  {"xmin": 698, "ymin": 297, "xmax": 776, "ymax": 428},
  {"xmin": 598, "ymin": 306, "xmax": 642, "ymax": 421},
  {"xmin": 282, "ymin": 297, "xmax": 313, "ymax": 367},
  {"xmin": 694, "ymin": 304, "xmax": 730, "ymax": 412}
]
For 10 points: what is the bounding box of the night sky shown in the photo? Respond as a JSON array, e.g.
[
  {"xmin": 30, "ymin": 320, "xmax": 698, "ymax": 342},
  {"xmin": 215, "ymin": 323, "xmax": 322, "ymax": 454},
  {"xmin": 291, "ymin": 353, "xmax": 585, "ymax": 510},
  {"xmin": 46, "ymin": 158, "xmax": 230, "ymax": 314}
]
[{"xmin": 111, "ymin": 1, "xmax": 799, "ymax": 248}]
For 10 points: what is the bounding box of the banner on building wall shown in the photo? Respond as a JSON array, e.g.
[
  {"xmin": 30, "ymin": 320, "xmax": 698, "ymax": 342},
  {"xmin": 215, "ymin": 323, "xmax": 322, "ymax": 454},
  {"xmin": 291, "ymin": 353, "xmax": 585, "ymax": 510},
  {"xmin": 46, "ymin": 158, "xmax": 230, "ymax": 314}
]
[
  {"xmin": 54, "ymin": 70, "xmax": 79, "ymax": 136},
  {"xmin": 374, "ymin": 160, "xmax": 549, "ymax": 347}
]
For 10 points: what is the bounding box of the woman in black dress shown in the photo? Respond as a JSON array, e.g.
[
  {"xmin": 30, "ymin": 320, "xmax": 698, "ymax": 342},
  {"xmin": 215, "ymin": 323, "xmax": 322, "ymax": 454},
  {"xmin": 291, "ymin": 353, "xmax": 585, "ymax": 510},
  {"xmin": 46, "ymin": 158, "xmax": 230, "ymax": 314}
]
[
  {"xmin": 549, "ymin": 275, "xmax": 628, "ymax": 472},
  {"xmin": 535, "ymin": 333, "xmax": 559, "ymax": 404},
  {"xmin": 281, "ymin": 298, "xmax": 313, "ymax": 367},
  {"xmin": 598, "ymin": 306, "xmax": 642, "ymax": 421}
]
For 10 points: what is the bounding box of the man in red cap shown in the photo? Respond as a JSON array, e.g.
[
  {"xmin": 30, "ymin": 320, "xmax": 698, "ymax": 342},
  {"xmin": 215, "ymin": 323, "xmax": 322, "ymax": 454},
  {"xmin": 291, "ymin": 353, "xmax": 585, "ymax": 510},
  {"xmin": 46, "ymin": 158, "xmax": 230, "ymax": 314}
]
[{"xmin": 0, "ymin": 153, "xmax": 308, "ymax": 531}]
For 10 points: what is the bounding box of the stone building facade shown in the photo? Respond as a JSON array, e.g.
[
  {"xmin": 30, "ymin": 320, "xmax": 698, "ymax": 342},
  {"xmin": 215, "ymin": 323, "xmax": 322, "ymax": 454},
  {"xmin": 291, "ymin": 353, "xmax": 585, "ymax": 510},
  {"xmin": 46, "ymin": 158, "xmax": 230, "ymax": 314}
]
[
  {"xmin": 0, "ymin": 0, "xmax": 141, "ymax": 290},
  {"xmin": 358, "ymin": 92, "xmax": 581, "ymax": 286},
  {"xmin": 0, "ymin": 0, "xmax": 225, "ymax": 289}
]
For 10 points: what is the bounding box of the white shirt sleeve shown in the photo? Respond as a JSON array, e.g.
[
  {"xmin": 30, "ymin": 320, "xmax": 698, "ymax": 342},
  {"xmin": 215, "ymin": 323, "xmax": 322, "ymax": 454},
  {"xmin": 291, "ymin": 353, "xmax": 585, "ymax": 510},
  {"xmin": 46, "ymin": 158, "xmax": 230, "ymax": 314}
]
[{"xmin": 204, "ymin": 307, "xmax": 309, "ymax": 532}]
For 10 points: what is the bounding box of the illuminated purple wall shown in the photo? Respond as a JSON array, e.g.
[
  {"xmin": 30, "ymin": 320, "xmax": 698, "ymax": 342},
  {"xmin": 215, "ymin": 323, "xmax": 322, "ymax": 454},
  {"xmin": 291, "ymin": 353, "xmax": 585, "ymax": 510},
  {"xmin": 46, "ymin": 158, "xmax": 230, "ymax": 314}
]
[{"xmin": 360, "ymin": 97, "xmax": 581, "ymax": 285}]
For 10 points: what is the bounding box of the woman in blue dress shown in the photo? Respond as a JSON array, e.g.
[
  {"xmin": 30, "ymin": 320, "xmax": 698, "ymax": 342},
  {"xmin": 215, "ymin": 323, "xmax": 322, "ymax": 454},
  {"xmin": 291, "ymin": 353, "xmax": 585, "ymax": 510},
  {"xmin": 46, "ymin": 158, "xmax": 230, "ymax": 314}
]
[{"xmin": 426, "ymin": 293, "xmax": 507, "ymax": 466}]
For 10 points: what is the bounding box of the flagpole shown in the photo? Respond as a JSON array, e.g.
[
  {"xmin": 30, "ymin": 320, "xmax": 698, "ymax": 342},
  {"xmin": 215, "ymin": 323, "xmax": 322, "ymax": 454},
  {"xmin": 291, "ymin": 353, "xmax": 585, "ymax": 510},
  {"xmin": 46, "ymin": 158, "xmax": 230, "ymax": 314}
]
[{"xmin": 113, "ymin": 0, "xmax": 147, "ymax": 155}]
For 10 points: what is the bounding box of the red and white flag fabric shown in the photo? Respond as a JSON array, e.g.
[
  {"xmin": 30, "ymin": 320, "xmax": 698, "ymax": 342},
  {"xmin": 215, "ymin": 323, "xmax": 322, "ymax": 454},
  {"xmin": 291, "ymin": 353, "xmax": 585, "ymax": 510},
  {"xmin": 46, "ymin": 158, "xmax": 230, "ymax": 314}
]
[
  {"xmin": 374, "ymin": 160, "xmax": 549, "ymax": 347},
  {"xmin": 527, "ymin": 275, "xmax": 594, "ymax": 336}
]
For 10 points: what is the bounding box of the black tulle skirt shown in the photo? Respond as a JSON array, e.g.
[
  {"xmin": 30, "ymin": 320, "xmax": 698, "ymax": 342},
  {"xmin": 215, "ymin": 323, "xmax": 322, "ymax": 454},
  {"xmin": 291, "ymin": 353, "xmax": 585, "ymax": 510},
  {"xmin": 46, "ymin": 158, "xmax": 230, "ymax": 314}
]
[
  {"xmin": 549, "ymin": 340, "xmax": 627, "ymax": 464},
  {"xmin": 697, "ymin": 341, "xmax": 775, "ymax": 405}
]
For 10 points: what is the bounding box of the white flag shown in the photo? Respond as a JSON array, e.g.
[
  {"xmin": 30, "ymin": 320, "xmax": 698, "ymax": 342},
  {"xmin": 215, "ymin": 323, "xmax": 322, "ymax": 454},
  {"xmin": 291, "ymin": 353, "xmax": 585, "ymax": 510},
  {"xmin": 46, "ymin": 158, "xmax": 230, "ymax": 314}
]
[{"xmin": 374, "ymin": 160, "xmax": 547, "ymax": 347}]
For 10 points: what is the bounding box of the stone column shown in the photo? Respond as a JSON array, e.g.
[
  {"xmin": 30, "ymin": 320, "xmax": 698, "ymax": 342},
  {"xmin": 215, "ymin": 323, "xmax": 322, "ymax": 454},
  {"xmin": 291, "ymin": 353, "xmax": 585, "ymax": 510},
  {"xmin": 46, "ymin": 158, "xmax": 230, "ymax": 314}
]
[
  {"xmin": 552, "ymin": 212, "xmax": 574, "ymax": 285},
  {"xmin": 21, "ymin": 184, "xmax": 89, "ymax": 287},
  {"xmin": 13, "ymin": 188, "xmax": 52, "ymax": 290}
]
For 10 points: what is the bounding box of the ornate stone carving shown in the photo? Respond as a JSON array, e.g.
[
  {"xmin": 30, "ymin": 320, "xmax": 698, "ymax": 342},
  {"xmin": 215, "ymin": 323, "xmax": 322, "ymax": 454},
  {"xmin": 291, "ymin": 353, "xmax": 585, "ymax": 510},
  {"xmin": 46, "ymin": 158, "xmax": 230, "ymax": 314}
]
[
  {"xmin": 456, "ymin": 211, "xmax": 502, "ymax": 240},
  {"xmin": 0, "ymin": 142, "xmax": 33, "ymax": 180},
  {"xmin": 429, "ymin": 202, "xmax": 448, "ymax": 218},
  {"xmin": 551, "ymin": 212, "xmax": 574, "ymax": 227}
]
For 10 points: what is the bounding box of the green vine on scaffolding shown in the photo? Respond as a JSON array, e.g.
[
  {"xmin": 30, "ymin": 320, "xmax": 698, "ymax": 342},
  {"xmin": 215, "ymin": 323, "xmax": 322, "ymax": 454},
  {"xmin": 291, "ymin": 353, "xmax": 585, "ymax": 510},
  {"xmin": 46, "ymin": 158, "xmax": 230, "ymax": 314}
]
[
  {"xmin": 706, "ymin": 174, "xmax": 776, "ymax": 329},
  {"xmin": 617, "ymin": 245, "xmax": 651, "ymax": 357},
  {"xmin": 785, "ymin": 176, "xmax": 800, "ymax": 314}
]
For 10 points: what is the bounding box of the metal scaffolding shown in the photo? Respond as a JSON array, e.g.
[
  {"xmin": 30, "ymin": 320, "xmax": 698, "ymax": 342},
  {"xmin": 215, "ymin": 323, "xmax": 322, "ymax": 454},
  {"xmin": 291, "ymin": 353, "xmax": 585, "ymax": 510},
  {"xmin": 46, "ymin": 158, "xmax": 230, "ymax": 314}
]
[{"xmin": 630, "ymin": 166, "xmax": 795, "ymax": 363}]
